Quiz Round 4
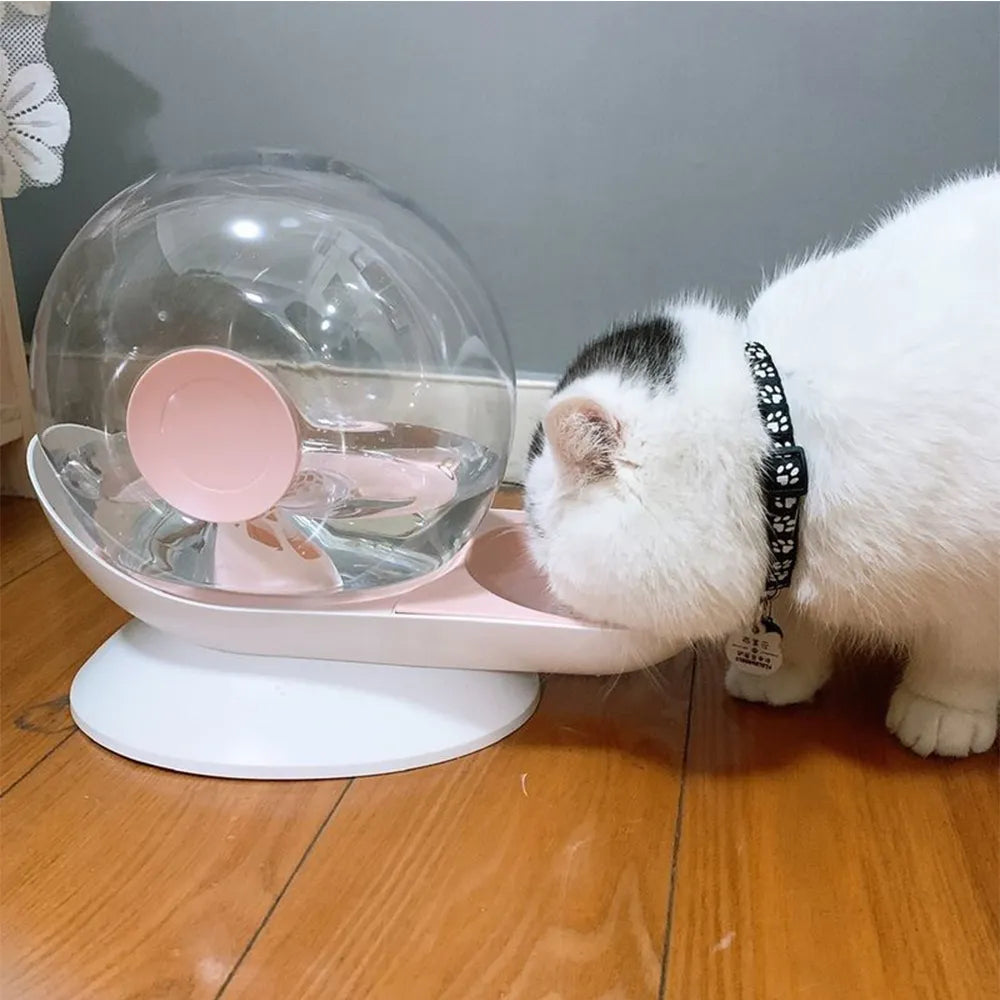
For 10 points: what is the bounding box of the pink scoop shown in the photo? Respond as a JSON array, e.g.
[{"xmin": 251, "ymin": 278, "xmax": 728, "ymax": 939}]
[{"xmin": 126, "ymin": 347, "xmax": 300, "ymax": 523}]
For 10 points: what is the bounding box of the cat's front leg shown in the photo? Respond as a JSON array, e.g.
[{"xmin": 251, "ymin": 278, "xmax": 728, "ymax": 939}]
[
  {"xmin": 887, "ymin": 620, "xmax": 998, "ymax": 757},
  {"xmin": 725, "ymin": 606, "xmax": 834, "ymax": 706}
]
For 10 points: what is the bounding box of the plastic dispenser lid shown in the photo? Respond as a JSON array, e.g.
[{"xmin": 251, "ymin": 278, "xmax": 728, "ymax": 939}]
[{"xmin": 126, "ymin": 347, "xmax": 300, "ymax": 523}]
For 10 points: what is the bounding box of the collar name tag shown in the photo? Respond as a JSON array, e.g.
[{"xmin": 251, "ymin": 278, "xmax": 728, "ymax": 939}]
[{"xmin": 726, "ymin": 619, "xmax": 784, "ymax": 675}]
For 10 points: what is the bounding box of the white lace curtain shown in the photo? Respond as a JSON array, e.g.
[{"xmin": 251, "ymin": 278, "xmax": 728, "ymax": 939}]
[{"xmin": 0, "ymin": 1, "xmax": 70, "ymax": 198}]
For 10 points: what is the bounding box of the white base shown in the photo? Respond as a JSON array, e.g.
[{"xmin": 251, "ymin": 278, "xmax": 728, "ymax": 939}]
[{"xmin": 72, "ymin": 620, "xmax": 541, "ymax": 779}]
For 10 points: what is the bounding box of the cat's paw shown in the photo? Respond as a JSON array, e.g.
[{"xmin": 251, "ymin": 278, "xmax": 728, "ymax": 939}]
[
  {"xmin": 725, "ymin": 663, "xmax": 825, "ymax": 706},
  {"xmin": 886, "ymin": 685, "xmax": 998, "ymax": 757}
]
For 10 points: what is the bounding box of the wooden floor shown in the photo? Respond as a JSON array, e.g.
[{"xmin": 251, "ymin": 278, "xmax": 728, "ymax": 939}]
[{"xmin": 1, "ymin": 495, "xmax": 996, "ymax": 1000}]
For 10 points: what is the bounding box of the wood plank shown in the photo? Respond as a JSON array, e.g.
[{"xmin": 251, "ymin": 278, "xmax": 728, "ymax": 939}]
[
  {"xmin": 1, "ymin": 497, "xmax": 60, "ymax": 586},
  {"xmin": 1, "ymin": 736, "xmax": 346, "ymax": 1000},
  {"xmin": 220, "ymin": 661, "xmax": 694, "ymax": 1000},
  {"xmin": 492, "ymin": 485, "xmax": 523, "ymax": 510},
  {"xmin": 0, "ymin": 552, "xmax": 128, "ymax": 792},
  {"xmin": 664, "ymin": 649, "xmax": 999, "ymax": 1000}
]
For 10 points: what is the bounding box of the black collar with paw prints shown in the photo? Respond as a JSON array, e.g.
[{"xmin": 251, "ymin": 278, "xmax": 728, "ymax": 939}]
[
  {"xmin": 745, "ymin": 341, "xmax": 808, "ymax": 604},
  {"xmin": 723, "ymin": 343, "xmax": 810, "ymax": 677}
]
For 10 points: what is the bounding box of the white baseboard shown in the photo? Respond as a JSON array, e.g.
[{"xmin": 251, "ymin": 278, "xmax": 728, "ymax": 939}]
[{"xmin": 504, "ymin": 373, "xmax": 557, "ymax": 486}]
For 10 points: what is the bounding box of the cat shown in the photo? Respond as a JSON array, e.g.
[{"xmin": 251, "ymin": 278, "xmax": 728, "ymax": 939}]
[{"xmin": 523, "ymin": 170, "xmax": 999, "ymax": 757}]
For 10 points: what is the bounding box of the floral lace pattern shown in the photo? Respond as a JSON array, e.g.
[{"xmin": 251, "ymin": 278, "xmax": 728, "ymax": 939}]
[{"xmin": 0, "ymin": 1, "xmax": 69, "ymax": 198}]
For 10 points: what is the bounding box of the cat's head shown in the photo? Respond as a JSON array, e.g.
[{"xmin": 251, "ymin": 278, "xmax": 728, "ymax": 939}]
[{"xmin": 524, "ymin": 302, "xmax": 771, "ymax": 646}]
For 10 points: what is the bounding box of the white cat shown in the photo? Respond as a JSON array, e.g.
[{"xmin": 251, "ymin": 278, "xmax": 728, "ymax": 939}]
[{"xmin": 524, "ymin": 171, "xmax": 1000, "ymax": 757}]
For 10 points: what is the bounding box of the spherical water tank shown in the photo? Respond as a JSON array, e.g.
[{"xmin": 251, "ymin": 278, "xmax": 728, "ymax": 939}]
[{"xmin": 30, "ymin": 151, "xmax": 515, "ymax": 600}]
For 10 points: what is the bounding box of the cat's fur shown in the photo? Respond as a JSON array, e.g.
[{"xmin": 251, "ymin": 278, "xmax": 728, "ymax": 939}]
[{"xmin": 524, "ymin": 171, "xmax": 1000, "ymax": 757}]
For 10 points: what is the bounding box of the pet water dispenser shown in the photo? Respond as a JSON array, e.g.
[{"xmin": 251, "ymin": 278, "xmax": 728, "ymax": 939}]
[{"xmin": 27, "ymin": 151, "xmax": 668, "ymax": 778}]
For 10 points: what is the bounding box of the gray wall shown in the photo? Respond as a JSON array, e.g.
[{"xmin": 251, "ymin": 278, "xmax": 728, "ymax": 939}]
[{"xmin": 6, "ymin": 2, "xmax": 998, "ymax": 373}]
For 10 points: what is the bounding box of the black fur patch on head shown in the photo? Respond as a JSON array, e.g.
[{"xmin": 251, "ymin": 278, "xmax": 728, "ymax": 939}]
[
  {"xmin": 527, "ymin": 422, "xmax": 545, "ymax": 462},
  {"xmin": 526, "ymin": 315, "xmax": 683, "ymax": 467},
  {"xmin": 555, "ymin": 314, "xmax": 684, "ymax": 393}
]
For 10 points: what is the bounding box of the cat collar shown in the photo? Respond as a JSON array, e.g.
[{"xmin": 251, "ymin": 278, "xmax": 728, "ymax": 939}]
[{"xmin": 744, "ymin": 342, "xmax": 809, "ymax": 605}]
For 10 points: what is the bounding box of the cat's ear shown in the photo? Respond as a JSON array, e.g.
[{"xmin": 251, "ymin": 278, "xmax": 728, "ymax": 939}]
[{"xmin": 544, "ymin": 396, "xmax": 622, "ymax": 481}]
